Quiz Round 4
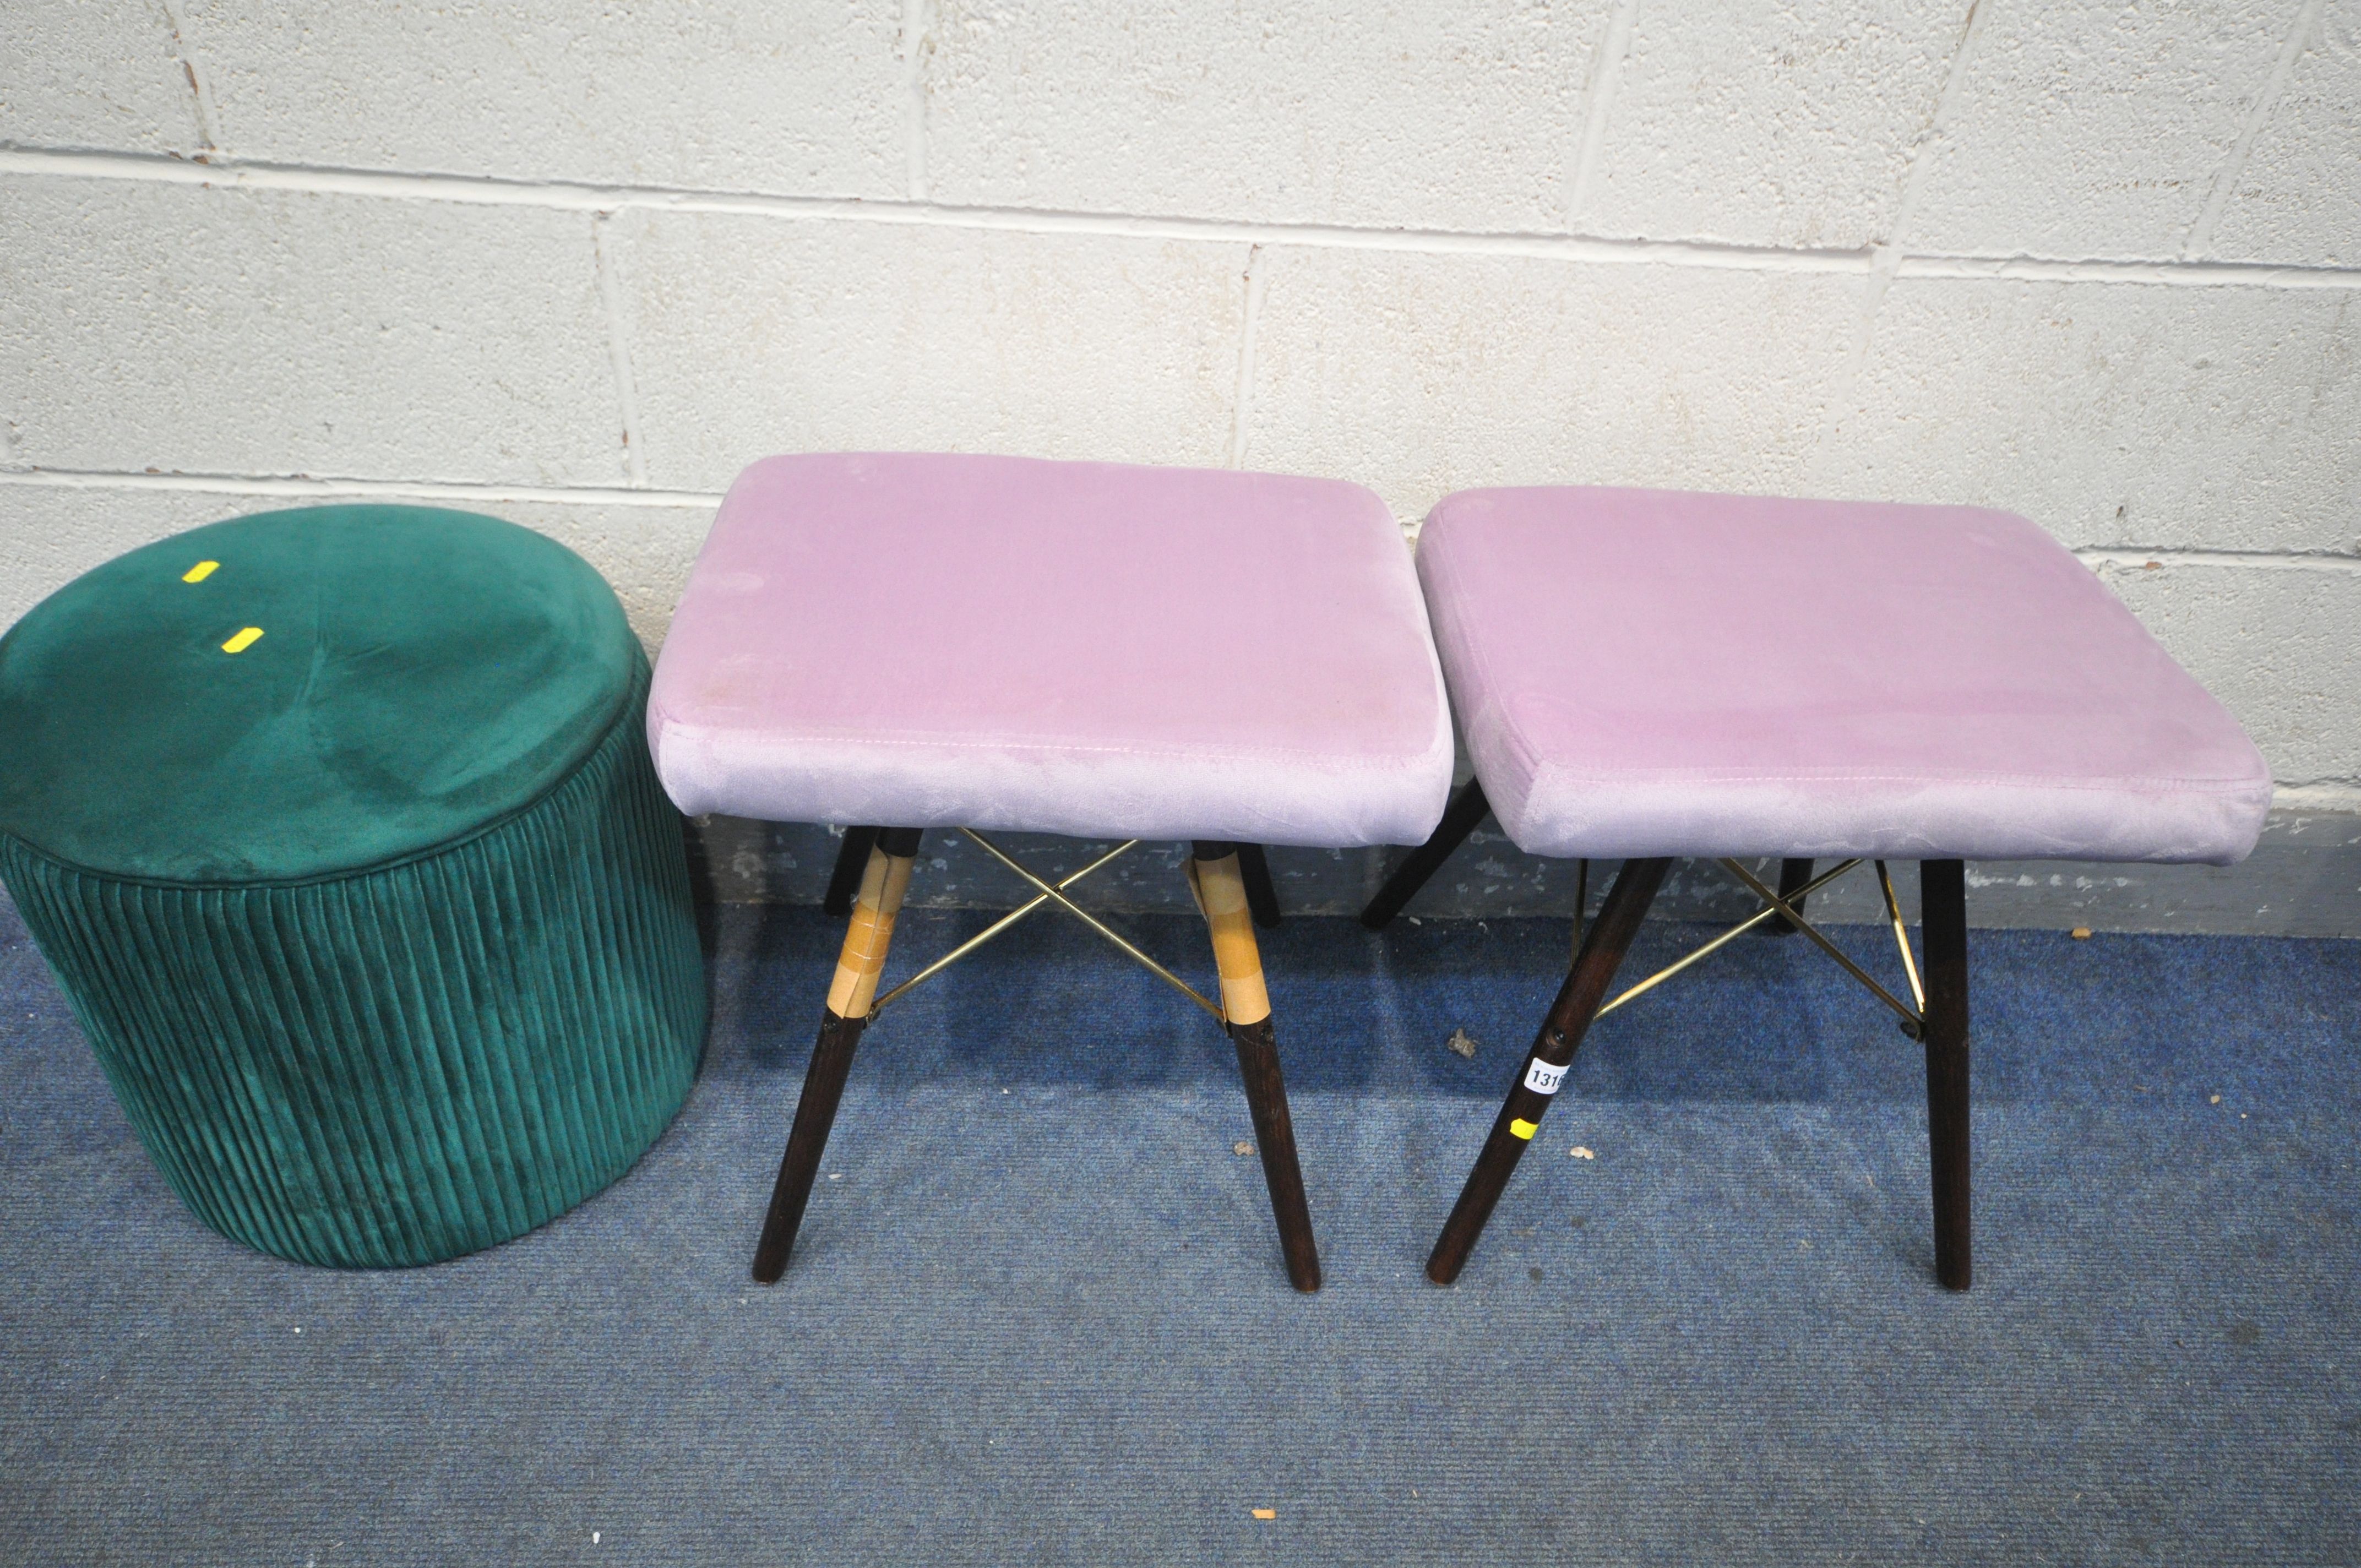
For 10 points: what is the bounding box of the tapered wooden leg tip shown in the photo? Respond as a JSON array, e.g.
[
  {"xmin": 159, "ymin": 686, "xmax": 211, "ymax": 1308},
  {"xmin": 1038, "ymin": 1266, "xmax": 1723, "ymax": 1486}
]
[
  {"xmin": 1358, "ymin": 910, "xmax": 1392, "ymax": 931},
  {"xmin": 1939, "ymin": 1266, "xmax": 1971, "ymax": 1293},
  {"xmin": 750, "ymin": 1250, "xmax": 788, "ymax": 1286},
  {"xmin": 1425, "ymin": 1260, "xmax": 1460, "ymax": 1287}
]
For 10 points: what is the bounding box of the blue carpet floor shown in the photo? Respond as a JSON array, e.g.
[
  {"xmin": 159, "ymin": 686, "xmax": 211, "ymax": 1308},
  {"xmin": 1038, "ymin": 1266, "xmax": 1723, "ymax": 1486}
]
[{"xmin": 1, "ymin": 886, "xmax": 2356, "ymax": 1565}]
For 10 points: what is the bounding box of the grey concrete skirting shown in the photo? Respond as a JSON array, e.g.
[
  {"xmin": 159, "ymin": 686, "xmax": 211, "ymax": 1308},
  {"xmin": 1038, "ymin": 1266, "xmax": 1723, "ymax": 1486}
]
[{"xmin": 686, "ymin": 807, "xmax": 2361, "ymax": 939}]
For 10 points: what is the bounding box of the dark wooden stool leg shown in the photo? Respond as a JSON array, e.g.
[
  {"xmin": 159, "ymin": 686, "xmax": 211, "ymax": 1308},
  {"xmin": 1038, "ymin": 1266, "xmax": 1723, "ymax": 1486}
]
[
  {"xmin": 1235, "ymin": 842, "xmax": 1282, "ymax": 929},
  {"xmin": 1921, "ymin": 858, "xmax": 1972, "ymax": 1291},
  {"xmin": 753, "ymin": 826, "xmax": 921, "ymax": 1283},
  {"xmin": 823, "ymin": 825, "xmax": 881, "ymax": 918},
  {"xmin": 1427, "ymin": 857, "xmax": 1671, "ymax": 1284},
  {"xmin": 1193, "ymin": 841, "xmax": 1321, "ymax": 1292},
  {"xmin": 1767, "ymin": 857, "xmax": 1814, "ymax": 934},
  {"xmin": 1361, "ymin": 778, "xmax": 1490, "ymax": 929}
]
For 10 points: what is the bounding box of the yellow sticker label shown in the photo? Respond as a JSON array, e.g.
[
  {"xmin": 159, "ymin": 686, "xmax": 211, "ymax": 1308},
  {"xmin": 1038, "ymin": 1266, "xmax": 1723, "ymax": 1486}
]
[
  {"xmin": 1509, "ymin": 1118, "xmax": 1538, "ymax": 1141},
  {"xmin": 1250, "ymin": 1509, "xmax": 1276, "ymax": 1521},
  {"xmin": 221, "ymin": 627, "xmax": 264, "ymax": 654},
  {"xmin": 182, "ymin": 560, "xmax": 219, "ymax": 582}
]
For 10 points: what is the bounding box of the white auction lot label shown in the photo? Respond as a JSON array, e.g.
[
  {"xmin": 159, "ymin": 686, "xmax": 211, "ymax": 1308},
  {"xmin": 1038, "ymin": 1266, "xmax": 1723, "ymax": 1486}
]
[{"xmin": 1522, "ymin": 1058, "xmax": 1568, "ymax": 1095}]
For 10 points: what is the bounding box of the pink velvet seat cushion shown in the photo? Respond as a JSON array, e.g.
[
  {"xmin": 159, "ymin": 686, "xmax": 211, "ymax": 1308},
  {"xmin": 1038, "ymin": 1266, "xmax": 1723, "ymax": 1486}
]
[
  {"xmin": 649, "ymin": 454, "xmax": 1454, "ymax": 847},
  {"xmin": 1418, "ymin": 487, "xmax": 2271, "ymax": 864}
]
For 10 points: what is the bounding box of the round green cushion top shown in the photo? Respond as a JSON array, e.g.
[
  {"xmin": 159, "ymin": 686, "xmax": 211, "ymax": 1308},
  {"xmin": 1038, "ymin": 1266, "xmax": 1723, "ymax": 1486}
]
[{"xmin": 0, "ymin": 505, "xmax": 637, "ymax": 885}]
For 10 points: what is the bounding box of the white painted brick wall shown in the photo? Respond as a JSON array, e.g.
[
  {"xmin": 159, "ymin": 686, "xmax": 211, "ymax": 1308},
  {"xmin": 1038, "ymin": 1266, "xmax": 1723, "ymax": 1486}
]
[
  {"xmin": 176, "ymin": 1, "xmax": 907, "ymax": 197},
  {"xmin": 2208, "ymin": 4, "xmax": 2361, "ymax": 264},
  {"xmin": 0, "ymin": 0, "xmax": 204, "ymax": 155},
  {"xmin": 1244, "ymin": 247, "xmax": 1867, "ymax": 505},
  {"xmin": 1, "ymin": 176, "xmax": 624, "ymax": 486},
  {"xmin": 1905, "ymin": 0, "xmax": 2295, "ymax": 260},
  {"xmin": 1576, "ymin": 0, "xmax": 1966, "ymax": 249},
  {"xmin": 613, "ymin": 212, "xmax": 1249, "ymax": 488},
  {"xmin": 1830, "ymin": 274, "xmax": 2361, "ymax": 553},
  {"xmin": 2, "ymin": 0, "xmax": 2355, "ymax": 811},
  {"xmin": 922, "ymin": 0, "xmax": 1614, "ymax": 230}
]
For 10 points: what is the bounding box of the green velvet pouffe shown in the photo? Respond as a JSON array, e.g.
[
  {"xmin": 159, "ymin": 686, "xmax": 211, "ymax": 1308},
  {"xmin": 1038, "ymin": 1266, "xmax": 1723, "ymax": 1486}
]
[{"xmin": 0, "ymin": 505, "xmax": 707, "ymax": 1267}]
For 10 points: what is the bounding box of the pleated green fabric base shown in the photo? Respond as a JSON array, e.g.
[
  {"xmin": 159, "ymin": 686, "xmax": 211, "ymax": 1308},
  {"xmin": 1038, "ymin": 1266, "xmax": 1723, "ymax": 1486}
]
[{"xmin": 0, "ymin": 664, "xmax": 708, "ymax": 1269}]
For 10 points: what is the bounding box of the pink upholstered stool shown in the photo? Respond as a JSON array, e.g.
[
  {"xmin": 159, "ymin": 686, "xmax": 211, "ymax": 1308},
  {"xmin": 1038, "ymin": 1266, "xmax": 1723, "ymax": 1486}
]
[
  {"xmin": 650, "ymin": 453, "xmax": 1453, "ymax": 1291},
  {"xmin": 1360, "ymin": 486, "xmax": 2271, "ymax": 1291}
]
